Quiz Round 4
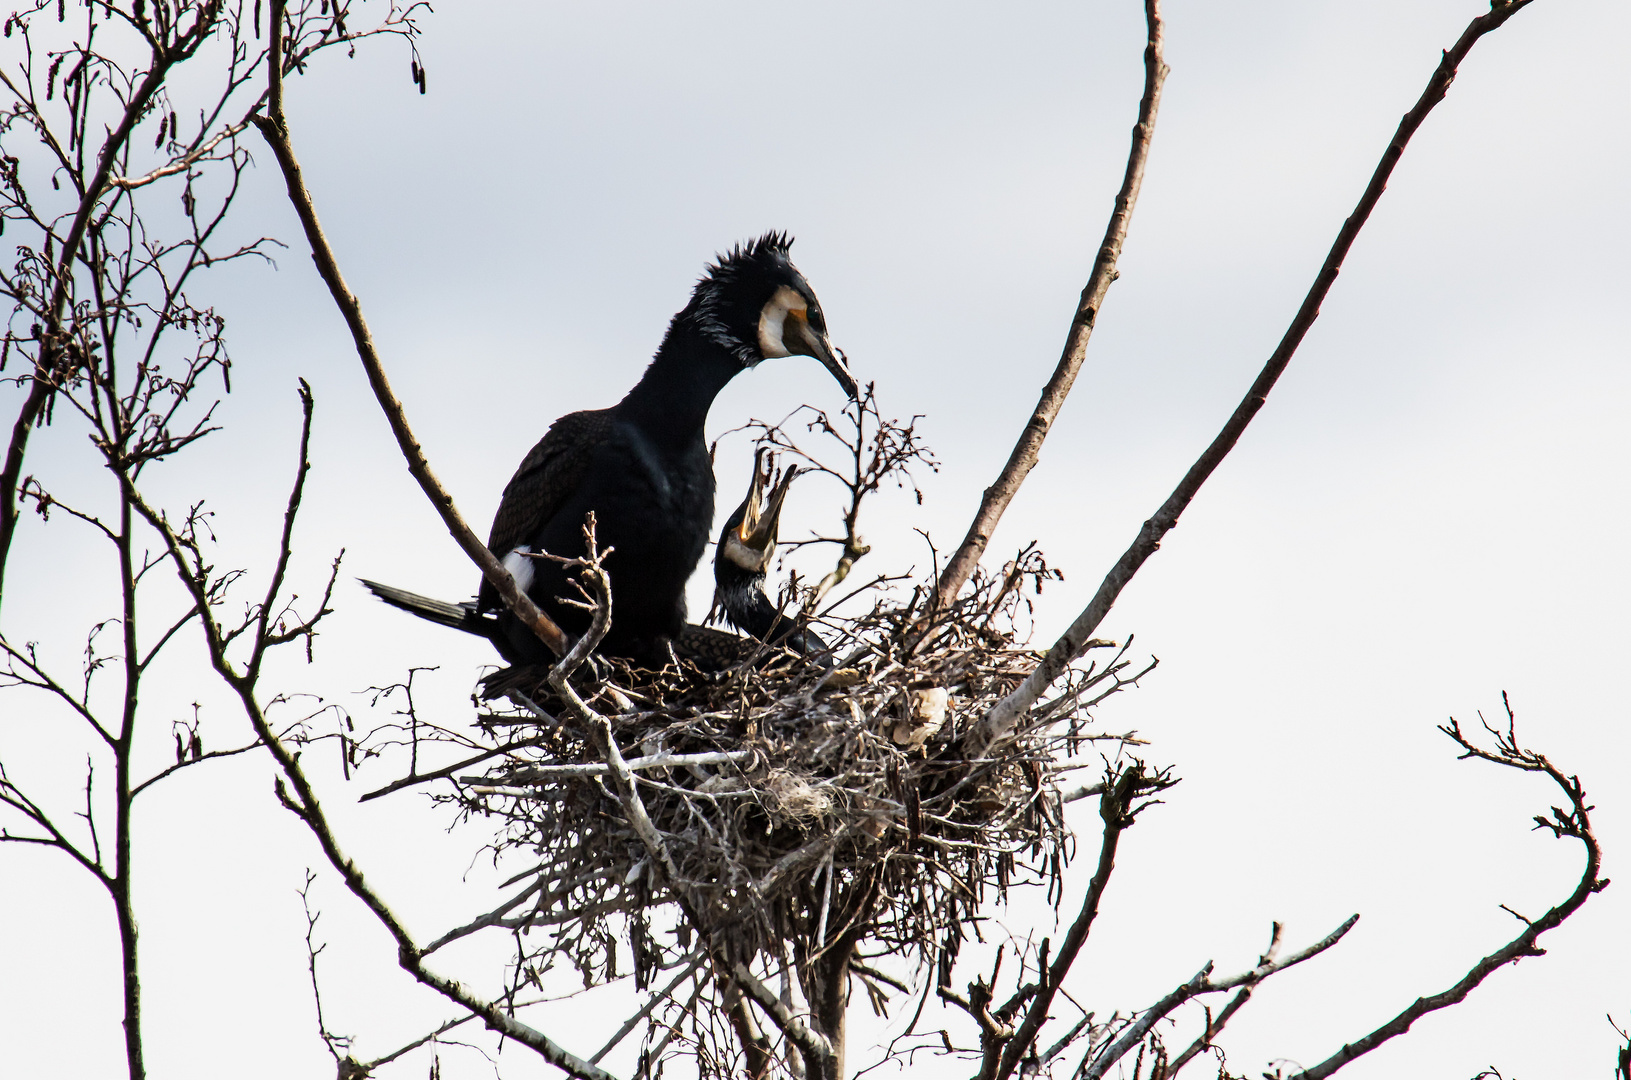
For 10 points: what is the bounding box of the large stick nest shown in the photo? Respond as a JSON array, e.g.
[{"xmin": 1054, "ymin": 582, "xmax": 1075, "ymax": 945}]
[
  {"xmin": 437, "ymin": 546, "xmax": 1146, "ymax": 991},
  {"xmin": 375, "ymin": 393, "xmax": 1152, "ymax": 1004}
]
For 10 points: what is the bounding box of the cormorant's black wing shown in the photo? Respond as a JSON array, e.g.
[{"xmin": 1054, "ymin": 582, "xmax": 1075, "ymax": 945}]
[
  {"xmin": 674, "ymin": 624, "xmax": 760, "ymax": 671},
  {"xmin": 486, "ymin": 408, "xmax": 615, "ymax": 560},
  {"xmin": 479, "ymin": 408, "xmax": 615, "ymax": 614}
]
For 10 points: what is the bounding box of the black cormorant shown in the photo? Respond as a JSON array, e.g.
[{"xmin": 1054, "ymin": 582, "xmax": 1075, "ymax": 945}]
[
  {"xmin": 366, "ymin": 451, "xmax": 831, "ymax": 689},
  {"xmin": 366, "ymin": 233, "xmax": 854, "ymax": 666}
]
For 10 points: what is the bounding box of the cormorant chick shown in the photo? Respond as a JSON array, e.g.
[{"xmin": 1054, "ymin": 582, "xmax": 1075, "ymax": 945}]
[{"xmin": 708, "ymin": 450, "xmax": 829, "ymax": 659}]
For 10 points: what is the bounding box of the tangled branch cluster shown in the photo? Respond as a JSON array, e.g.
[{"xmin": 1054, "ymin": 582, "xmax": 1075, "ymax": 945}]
[
  {"xmin": 474, "ymin": 562, "xmax": 1143, "ymax": 971},
  {"xmin": 358, "ymin": 400, "xmax": 1151, "ymax": 1071}
]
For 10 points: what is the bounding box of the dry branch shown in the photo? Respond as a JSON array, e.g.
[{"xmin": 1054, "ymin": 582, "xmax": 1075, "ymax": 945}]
[
  {"xmin": 1077, "ymin": 915, "xmax": 1358, "ymax": 1080},
  {"xmin": 933, "ymin": 0, "xmax": 1168, "ymax": 611},
  {"xmin": 975, "ymin": 0, "xmax": 1544, "ymax": 751},
  {"xmin": 466, "ymin": 749, "xmax": 754, "ymax": 790},
  {"xmin": 589, "ymin": 952, "xmax": 707, "ymax": 1066},
  {"xmin": 251, "ymin": 0, "xmax": 570, "ymax": 659},
  {"xmin": 991, "ymin": 762, "xmax": 1174, "ymax": 1080},
  {"xmin": 1289, "ymin": 697, "xmax": 1605, "ymax": 1079},
  {"xmin": 1162, "ymin": 922, "xmax": 1284, "ymax": 1077}
]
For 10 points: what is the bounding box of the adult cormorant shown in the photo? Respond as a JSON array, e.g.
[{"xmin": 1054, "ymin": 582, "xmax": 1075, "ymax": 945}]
[
  {"xmin": 368, "ymin": 449, "xmax": 829, "ymax": 688},
  {"xmin": 367, "ymin": 233, "xmax": 855, "ymax": 666}
]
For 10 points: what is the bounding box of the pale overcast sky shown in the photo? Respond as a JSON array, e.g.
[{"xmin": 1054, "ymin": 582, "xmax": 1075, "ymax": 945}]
[{"xmin": 3, "ymin": 1, "xmax": 1628, "ymax": 1077}]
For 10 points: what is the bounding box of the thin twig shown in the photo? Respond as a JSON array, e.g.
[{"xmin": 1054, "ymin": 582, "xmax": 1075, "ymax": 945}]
[
  {"xmin": 358, "ymin": 735, "xmax": 551, "ymax": 802},
  {"xmin": 465, "ymin": 749, "xmax": 754, "ymax": 789}
]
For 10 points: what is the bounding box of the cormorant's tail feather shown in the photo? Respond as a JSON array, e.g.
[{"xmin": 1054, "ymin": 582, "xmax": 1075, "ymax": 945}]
[{"xmin": 359, "ymin": 579, "xmax": 494, "ymax": 637}]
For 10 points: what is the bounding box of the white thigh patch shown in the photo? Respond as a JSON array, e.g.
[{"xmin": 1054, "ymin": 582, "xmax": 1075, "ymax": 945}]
[{"xmin": 502, "ymin": 548, "xmax": 535, "ymax": 593}]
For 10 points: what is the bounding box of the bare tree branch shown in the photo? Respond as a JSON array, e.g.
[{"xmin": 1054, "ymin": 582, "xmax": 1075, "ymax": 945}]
[
  {"xmin": 733, "ymin": 961, "xmax": 837, "ymax": 1079},
  {"xmin": 358, "ymin": 734, "xmax": 552, "ymax": 802},
  {"xmin": 466, "ymin": 749, "xmax": 754, "ymax": 791},
  {"xmin": 1078, "ymin": 915, "xmax": 1358, "ymax": 1080},
  {"xmin": 129, "ymin": 739, "xmax": 264, "ymax": 800},
  {"xmin": 991, "ymin": 762, "xmax": 1174, "ymax": 1080},
  {"xmin": 249, "ymin": 0, "xmax": 570, "ymax": 658},
  {"xmin": 109, "ymin": 118, "xmax": 253, "ymax": 191},
  {"xmin": 1290, "ymin": 699, "xmax": 1605, "ymax": 1079},
  {"xmin": 0, "ymin": 761, "xmax": 108, "ymax": 882},
  {"xmin": 933, "ymin": 0, "xmax": 1168, "ymax": 610},
  {"xmin": 974, "ymin": 0, "xmax": 1544, "ymax": 751}
]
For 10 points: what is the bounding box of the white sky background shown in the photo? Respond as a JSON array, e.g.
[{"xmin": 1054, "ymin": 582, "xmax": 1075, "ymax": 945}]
[{"xmin": 2, "ymin": 0, "xmax": 1628, "ymax": 1077}]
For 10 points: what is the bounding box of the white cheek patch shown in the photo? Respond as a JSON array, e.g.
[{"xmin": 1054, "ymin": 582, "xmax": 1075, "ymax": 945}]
[
  {"xmin": 723, "ymin": 535, "xmax": 769, "ymax": 573},
  {"xmin": 758, "ymin": 305, "xmax": 790, "ymax": 358},
  {"xmin": 757, "ymin": 285, "xmax": 806, "ymax": 359},
  {"xmin": 502, "ymin": 548, "xmax": 535, "ymax": 594}
]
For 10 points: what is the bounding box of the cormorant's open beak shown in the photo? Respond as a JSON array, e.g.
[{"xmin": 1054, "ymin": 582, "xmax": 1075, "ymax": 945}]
[
  {"xmin": 737, "ymin": 449, "xmax": 800, "ymax": 557},
  {"xmin": 791, "ymin": 320, "xmax": 858, "ymax": 400},
  {"xmin": 739, "ymin": 460, "xmax": 799, "ymax": 554}
]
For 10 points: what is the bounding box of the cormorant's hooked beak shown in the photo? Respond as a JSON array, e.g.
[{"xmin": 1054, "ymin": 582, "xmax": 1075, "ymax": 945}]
[
  {"xmin": 758, "ymin": 286, "xmax": 859, "ymax": 399},
  {"xmin": 794, "ymin": 325, "xmax": 858, "ymax": 401},
  {"xmin": 725, "ymin": 450, "xmax": 800, "ymax": 572}
]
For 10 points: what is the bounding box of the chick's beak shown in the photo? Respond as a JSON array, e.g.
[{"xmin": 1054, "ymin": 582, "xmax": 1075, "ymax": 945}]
[
  {"xmin": 739, "ymin": 460, "xmax": 800, "ymax": 553},
  {"xmin": 737, "ymin": 450, "xmax": 770, "ymax": 542}
]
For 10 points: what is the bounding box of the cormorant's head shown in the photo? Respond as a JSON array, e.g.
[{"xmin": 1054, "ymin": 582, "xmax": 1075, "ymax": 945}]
[
  {"xmin": 717, "ymin": 448, "xmax": 800, "ymax": 580},
  {"xmin": 711, "ymin": 450, "xmax": 832, "ymax": 658},
  {"xmin": 690, "ymin": 232, "xmax": 858, "ymax": 399}
]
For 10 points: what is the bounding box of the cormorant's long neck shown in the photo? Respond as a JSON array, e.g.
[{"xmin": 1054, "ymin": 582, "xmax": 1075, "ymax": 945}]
[
  {"xmin": 619, "ymin": 318, "xmax": 745, "ymax": 443},
  {"xmin": 723, "ymin": 574, "xmax": 784, "ymax": 641},
  {"xmin": 724, "ymin": 574, "xmax": 828, "ymax": 658}
]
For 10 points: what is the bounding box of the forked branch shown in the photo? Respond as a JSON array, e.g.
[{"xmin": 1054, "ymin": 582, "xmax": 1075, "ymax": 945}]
[
  {"xmin": 1288, "ymin": 698, "xmax": 1605, "ymax": 1079},
  {"xmin": 1076, "ymin": 915, "xmax": 1358, "ymax": 1080},
  {"xmin": 975, "ymin": 0, "xmax": 1543, "ymax": 750}
]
